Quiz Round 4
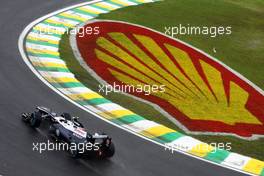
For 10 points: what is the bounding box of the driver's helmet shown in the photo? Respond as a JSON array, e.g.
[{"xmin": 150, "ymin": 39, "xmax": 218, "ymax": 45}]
[
  {"xmin": 61, "ymin": 112, "xmax": 72, "ymax": 121},
  {"xmin": 72, "ymin": 116, "xmax": 78, "ymax": 121}
]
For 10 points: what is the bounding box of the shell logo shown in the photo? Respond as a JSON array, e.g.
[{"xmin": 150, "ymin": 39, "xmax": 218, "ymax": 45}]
[{"xmin": 76, "ymin": 21, "xmax": 264, "ymax": 138}]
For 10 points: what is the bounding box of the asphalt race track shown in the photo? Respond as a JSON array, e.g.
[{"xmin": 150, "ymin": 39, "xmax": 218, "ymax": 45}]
[{"xmin": 0, "ymin": 1, "xmax": 248, "ymax": 176}]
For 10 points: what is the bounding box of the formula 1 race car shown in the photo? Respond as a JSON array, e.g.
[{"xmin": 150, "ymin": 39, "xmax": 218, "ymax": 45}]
[{"xmin": 21, "ymin": 106, "xmax": 115, "ymax": 159}]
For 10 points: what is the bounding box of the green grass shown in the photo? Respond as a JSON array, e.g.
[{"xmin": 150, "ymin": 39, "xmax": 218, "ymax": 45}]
[{"xmin": 59, "ymin": 0, "xmax": 264, "ymax": 161}]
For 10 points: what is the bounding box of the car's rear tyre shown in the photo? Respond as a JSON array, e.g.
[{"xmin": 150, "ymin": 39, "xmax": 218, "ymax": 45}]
[
  {"xmin": 69, "ymin": 142, "xmax": 80, "ymax": 158},
  {"xmin": 49, "ymin": 125, "xmax": 56, "ymax": 134},
  {"xmin": 48, "ymin": 125, "xmax": 59, "ymax": 141},
  {"xmin": 30, "ymin": 111, "xmax": 42, "ymax": 128},
  {"xmin": 103, "ymin": 142, "xmax": 115, "ymax": 158}
]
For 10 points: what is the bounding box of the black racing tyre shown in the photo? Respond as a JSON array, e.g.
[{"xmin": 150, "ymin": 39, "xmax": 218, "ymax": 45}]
[
  {"xmin": 103, "ymin": 142, "xmax": 115, "ymax": 158},
  {"xmin": 48, "ymin": 125, "xmax": 58, "ymax": 141},
  {"xmin": 30, "ymin": 111, "xmax": 42, "ymax": 128},
  {"xmin": 48, "ymin": 125, "xmax": 56, "ymax": 134},
  {"xmin": 69, "ymin": 142, "xmax": 80, "ymax": 158}
]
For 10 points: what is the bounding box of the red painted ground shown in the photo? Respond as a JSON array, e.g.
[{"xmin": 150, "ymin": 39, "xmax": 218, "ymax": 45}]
[{"xmin": 76, "ymin": 21, "xmax": 264, "ymax": 138}]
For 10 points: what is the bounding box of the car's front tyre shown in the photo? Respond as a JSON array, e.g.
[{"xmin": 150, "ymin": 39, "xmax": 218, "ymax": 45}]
[{"xmin": 30, "ymin": 111, "xmax": 42, "ymax": 128}]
